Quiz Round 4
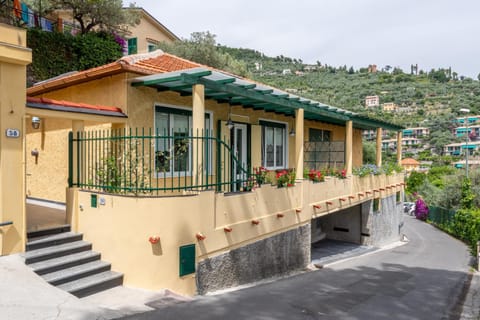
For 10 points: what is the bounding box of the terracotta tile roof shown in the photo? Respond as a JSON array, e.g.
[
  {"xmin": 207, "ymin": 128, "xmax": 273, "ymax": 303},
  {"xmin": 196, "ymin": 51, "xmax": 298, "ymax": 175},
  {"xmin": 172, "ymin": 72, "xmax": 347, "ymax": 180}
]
[
  {"xmin": 401, "ymin": 158, "xmax": 420, "ymax": 166},
  {"xmin": 134, "ymin": 53, "xmax": 201, "ymax": 73},
  {"xmin": 27, "ymin": 50, "xmax": 202, "ymax": 95},
  {"xmin": 26, "ymin": 96, "xmax": 126, "ymax": 117}
]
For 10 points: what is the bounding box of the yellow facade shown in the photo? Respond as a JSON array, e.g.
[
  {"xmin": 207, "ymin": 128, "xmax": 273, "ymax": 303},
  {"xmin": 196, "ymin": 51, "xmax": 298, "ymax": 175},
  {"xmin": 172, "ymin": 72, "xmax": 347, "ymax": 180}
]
[
  {"xmin": 53, "ymin": 8, "xmax": 177, "ymax": 53},
  {"xmin": 28, "ymin": 72, "xmax": 364, "ymax": 203},
  {"xmin": 123, "ymin": 9, "xmax": 178, "ymax": 54},
  {"xmin": 69, "ymin": 173, "xmax": 403, "ymax": 295},
  {"xmin": 0, "ymin": 24, "xmax": 31, "ymax": 254},
  {"xmin": 25, "ymin": 63, "xmax": 403, "ymax": 295}
]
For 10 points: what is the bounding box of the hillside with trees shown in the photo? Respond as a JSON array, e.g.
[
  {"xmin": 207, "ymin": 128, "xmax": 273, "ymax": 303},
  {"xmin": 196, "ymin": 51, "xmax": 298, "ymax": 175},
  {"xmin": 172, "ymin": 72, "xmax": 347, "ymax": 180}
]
[
  {"xmin": 219, "ymin": 45, "xmax": 480, "ymax": 126},
  {"xmin": 158, "ymin": 32, "xmax": 480, "ymax": 129}
]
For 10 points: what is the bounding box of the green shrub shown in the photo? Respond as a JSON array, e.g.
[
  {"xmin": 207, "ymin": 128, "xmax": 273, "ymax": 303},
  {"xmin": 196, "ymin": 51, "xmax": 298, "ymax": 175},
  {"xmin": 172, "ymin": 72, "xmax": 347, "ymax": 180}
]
[
  {"xmin": 27, "ymin": 29, "xmax": 122, "ymax": 85},
  {"xmin": 451, "ymin": 208, "xmax": 480, "ymax": 255}
]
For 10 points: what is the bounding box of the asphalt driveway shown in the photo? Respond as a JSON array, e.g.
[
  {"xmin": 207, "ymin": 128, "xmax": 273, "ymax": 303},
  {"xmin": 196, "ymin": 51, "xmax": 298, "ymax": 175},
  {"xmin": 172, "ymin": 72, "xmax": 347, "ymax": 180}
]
[{"xmin": 122, "ymin": 216, "xmax": 472, "ymax": 320}]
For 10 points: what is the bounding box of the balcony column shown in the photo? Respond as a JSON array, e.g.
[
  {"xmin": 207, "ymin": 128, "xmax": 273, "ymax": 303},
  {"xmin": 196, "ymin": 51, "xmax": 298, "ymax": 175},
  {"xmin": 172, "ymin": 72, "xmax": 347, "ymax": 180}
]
[
  {"xmin": 396, "ymin": 131, "xmax": 403, "ymax": 165},
  {"xmin": 376, "ymin": 127, "xmax": 382, "ymax": 167},
  {"xmin": 295, "ymin": 108, "xmax": 304, "ymax": 180},
  {"xmin": 345, "ymin": 120, "xmax": 353, "ymax": 175},
  {"xmin": 192, "ymin": 84, "xmax": 205, "ymax": 187}
]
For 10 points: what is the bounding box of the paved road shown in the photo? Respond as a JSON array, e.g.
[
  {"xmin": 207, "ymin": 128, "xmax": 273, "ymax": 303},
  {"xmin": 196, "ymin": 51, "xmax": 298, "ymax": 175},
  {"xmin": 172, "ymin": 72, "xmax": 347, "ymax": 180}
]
[{"xmin": 123, "ymin": 216, "xmax": 472, "ymax": 320}]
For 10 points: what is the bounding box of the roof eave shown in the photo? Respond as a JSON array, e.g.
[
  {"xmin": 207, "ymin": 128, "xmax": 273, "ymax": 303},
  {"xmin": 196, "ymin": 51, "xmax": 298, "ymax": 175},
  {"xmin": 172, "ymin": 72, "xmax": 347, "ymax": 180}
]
[{"xmin": 26, "ymin": 63, "xmax": 149, "ymax": 96}]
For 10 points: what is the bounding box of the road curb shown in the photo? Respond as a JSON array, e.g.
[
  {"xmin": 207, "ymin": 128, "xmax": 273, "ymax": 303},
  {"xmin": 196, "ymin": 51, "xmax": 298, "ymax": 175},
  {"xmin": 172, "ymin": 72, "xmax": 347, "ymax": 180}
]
[{"xmin": 460, "ymin": 271, "xmax": 480, "ymax": 320}]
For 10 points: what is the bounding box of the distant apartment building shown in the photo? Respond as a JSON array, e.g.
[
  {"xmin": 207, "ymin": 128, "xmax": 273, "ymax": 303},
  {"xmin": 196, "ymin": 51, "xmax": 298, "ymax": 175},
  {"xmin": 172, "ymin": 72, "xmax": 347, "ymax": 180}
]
[
  {"xmin": 403, "ymin": 127, "xmax": 430, "ymax": 138},
  {"xmin": 454, "ymin": 125, "xmax": 480, "ymax": 141},
  {"xmin": 382, "ymin": 102, "xmax": 398, "ymax": 112},
  {"xmin": 397, "ymin": 106, "xmax": 414, "ymax": 113},
  {"xmin": 382, "ymin": 139, "xmax": 397, "ymax": 150},
  {"xmin": 456, "ymin": 115, "xmax": 480, "ymax": 126},
  {"xmin": 365, "ymin": 95, "xmax": 380, "ymax": 108},
  {"xmin": 444, "ymin": 141, "xmax": 480, "ymax": 156},
  {"xmin": 362, "ymin": 129, "xmax": 389, "ymax": 141},
  {"xmin": 382, "ymin": 137, "xmax": 424, "ymax": 153},
  {"xmin": 304, "ymin": 65, "xmax": 318, "ymax": 72}
]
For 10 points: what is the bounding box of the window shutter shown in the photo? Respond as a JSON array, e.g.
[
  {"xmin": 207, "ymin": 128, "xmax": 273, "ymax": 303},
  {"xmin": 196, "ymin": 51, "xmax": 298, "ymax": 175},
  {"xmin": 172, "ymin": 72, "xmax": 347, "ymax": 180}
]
[{"xmin": 128, "ymin": 38, "xmax": 137, "ymax": 55}]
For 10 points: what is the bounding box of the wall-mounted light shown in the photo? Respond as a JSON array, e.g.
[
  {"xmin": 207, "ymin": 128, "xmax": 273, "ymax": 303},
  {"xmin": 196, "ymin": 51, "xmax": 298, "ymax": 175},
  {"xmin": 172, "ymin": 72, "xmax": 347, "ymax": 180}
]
[
  {"xmin": 31, "ymin": 117, "xmax": 41, "ymax": 129},
  {"xmin": 226, "ymin": 105, "xmax": 234, "ymax": 130},
  {"xmin": 226, "ymin": 118, "xmax": 234, "ymax": 130},
  {"xmin": 289, "ymin": 128, "xmax": 295, "ymax": 137}
]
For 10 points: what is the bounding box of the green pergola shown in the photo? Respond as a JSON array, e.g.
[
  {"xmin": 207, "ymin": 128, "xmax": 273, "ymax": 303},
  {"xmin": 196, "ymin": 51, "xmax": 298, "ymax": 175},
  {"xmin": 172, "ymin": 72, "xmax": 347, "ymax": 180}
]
[{"xmin": 131, "ymin": 67, "xmax": 403, "ymax": 131}]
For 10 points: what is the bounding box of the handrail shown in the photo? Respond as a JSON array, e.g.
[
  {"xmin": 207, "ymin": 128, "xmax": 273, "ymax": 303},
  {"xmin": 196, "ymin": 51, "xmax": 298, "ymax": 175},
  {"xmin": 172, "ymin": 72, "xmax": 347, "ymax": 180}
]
[{"xmin": 0, "ymin": 221, "xmax": 13, "ymax": 227}]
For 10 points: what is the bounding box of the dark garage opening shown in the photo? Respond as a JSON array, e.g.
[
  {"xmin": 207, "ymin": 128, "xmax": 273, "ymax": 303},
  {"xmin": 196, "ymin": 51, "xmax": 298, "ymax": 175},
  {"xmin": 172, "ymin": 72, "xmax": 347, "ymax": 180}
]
[{"xmin": 311, "ymin": 204, "xmax": 374, "ymax": 265}]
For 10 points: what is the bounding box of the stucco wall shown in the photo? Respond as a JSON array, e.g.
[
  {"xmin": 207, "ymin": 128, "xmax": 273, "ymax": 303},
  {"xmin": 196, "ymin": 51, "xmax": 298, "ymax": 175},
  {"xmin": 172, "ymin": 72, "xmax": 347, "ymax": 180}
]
[
  {"xmin": 197, "ymin": 224, "xmax": 311, "ymax": 294},
  {"xmin": 29, "ymin": 72, "xmax": 375, "ymax": 205},
  {"xmin": 71, "ymin": 185, "xmax": 309, "ymax": 295},
  {"xmin": 26, "ymin": 121, "xmax": 111, "ymax": 203},
  {"xmin": 125, "ymin": 12, "xmax": 177, "ymax": 54},
  {"xmin": 69, "ymin": 173, "xmax": 404, "ymax": 295},
  {"xmin": 317, "ymin": 205, "xmax": 362, "ymax": 243},
  {"xmin": 0, "ymin": 24, "xmax": 31, "ymax": 254},
  {"xmin": 41, "ymin": 73, "xmax": 128, "ymax": 110}
]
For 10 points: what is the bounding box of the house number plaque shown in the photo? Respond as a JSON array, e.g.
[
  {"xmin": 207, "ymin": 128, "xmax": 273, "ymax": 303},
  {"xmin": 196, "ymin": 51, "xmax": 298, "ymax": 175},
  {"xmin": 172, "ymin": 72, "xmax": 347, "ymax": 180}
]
[{"xmin": 5, "ymin": 128, "xmax": 20, "ymax": 138}]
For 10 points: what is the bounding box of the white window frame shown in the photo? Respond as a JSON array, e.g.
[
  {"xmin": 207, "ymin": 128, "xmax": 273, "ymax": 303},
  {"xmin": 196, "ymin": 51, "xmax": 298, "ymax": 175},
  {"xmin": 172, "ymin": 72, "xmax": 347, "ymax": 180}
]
[{"xmin": 260, "ymin": 119, "xmax": 288, "ymax": 170}]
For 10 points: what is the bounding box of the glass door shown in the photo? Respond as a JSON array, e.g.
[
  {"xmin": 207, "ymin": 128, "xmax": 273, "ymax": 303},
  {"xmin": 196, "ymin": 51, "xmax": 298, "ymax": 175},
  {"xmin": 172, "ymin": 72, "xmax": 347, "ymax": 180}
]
[{"xmin": 232, "ymin": 123, "xmax": 247, "ymax": 191}]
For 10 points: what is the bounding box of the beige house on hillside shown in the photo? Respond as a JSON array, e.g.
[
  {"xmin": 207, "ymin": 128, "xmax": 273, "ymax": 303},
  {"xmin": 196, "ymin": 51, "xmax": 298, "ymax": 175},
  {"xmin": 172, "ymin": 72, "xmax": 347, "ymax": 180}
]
[
  {"xmin": 23, "ymin": 49, "xmax": 405, "ymax": 296},
  {"xmin": 52, "ymin": 7, "xmax": 179, "ymax": 54},
  {"xmin": 122, "ymin": 8, "xmax": 179, "ymax": 54}
]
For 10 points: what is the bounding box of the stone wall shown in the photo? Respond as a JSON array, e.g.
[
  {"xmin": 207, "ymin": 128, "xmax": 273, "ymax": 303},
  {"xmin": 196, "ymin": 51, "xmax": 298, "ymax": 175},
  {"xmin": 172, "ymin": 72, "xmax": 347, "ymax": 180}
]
[
  {"xmin": 196, "ymin": 224, "xmax": 311, "ymax": 295},
  {"xmin": 361, "ymin": 193, "xmax": 404, "ymax": 247}
]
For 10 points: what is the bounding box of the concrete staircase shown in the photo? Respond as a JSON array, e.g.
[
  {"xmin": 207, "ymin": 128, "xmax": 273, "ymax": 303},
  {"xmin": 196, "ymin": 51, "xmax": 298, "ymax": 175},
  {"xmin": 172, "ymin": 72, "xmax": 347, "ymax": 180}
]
[{"xmin": 25, "ymin": 225, "xmax": 123, "ymax": 298}]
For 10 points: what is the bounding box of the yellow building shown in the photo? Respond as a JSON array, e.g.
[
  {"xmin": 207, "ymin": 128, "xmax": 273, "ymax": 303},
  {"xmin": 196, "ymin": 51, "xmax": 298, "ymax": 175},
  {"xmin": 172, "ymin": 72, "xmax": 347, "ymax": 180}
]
[
  {"xmin": 0, "ymin": 23, "xmax": 31, "ymax": 255},
  {"xmin": 401, "ymin": 157, "xmax": 420, "ymax": 173},
  {"xmin": 122, "ymin": 8, "xmax": 179, "ymax": 54},
  {"xmin": 382, "ymin": 102, "xmax": 398, "ymax": 112},
  {"xmin": 52, "ymin": 7, "xmax": 179, "ymax": 54},
  {"xmin": 21, "ymin": 50, "xmax": 406, "ymax": 296}
]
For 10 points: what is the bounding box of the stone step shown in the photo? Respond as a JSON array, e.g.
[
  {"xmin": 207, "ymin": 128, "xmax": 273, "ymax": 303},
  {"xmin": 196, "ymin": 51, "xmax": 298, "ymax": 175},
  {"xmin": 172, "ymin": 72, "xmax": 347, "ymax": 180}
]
[
  {"xmin": 26, "ymin": 232, "xmax": 83, "ymax": 251},
  {"xmin": 25, "ymin": 241, "xmax": 92, "ymax": 264},
  {"xmin": 58, "ymin": 271, "xmax": 124, "ymax": 298},
  {"xmin": 43, "ymin": 260, "xmax": 112, "ymax": 286},
  {"xmin": 27, "ymin": 224, "xmax": 71, "ymax": 240},
  {"xmin": 29, "ymin": 250, "xmax": 101, "ymax": 275}
]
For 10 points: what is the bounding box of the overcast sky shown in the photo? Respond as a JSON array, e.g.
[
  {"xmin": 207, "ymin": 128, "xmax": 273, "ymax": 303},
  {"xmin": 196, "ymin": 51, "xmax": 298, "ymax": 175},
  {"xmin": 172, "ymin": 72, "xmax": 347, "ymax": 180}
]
[{"xmin": 127, "ymin": 0, "xmax": 480, "ymax": 78}]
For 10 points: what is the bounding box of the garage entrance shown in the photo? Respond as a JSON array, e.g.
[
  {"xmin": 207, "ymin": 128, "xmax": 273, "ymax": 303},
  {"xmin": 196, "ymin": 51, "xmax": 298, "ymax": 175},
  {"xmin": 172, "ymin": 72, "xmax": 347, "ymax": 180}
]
[{"xmin": 311, "ymin": 204, "xmax": 374, "ymax": 266}]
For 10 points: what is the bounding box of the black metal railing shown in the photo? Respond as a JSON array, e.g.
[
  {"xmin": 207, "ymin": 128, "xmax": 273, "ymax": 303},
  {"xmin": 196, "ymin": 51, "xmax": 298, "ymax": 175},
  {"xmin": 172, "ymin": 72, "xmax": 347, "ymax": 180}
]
[{"xmin": 68, "ymin": 128, "xmax": 253, "ymax": 195}]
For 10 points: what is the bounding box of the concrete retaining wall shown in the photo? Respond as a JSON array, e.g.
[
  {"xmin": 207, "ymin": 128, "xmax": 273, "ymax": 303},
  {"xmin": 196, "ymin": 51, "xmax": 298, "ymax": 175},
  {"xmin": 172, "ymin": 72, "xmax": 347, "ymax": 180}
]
[
  {"xmin": 317, "ymin": 205, "xmax": 362, "ymax": 244},
  {"xmin": 196, "ymin": 224, "xmax": 311, "ymax": 295}
]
